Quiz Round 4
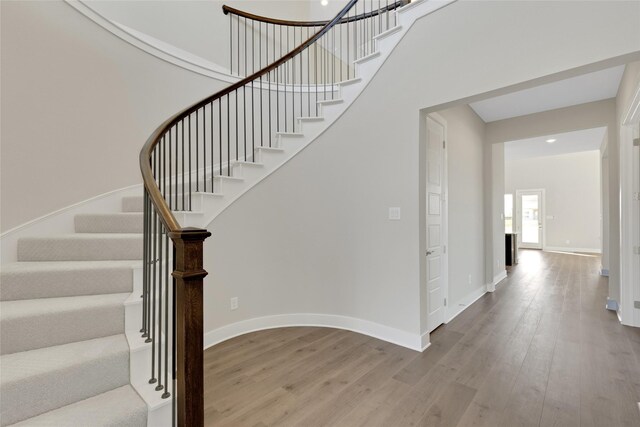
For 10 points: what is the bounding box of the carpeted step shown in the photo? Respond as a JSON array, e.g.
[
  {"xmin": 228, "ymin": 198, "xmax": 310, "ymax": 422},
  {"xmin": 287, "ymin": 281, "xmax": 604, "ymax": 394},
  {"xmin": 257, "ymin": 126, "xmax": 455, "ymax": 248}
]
[
  {"xmin": 122, "ymin": 196, "xmax": 143, "ymax": 213},
  {"xmin": 0, "ymin": 335, "xmax": 130, "ymax": 426},
  {"xmin": 1, "ymin": 293, "xmax": 128, "ymax": 355},
  {"xmin": 75, "ymin": 213, "xmax": 143, "ymax": 233},
  {"xmin": 9, "ymin": 385, "xmax": 147, "ymax": 427},
  {"xmin": 0, "ymin": 261, "xmax": 138, "ymax": 301},
  {"xmin": 17, "ymin": 234, "xmax": 142, "ymax": 262}
]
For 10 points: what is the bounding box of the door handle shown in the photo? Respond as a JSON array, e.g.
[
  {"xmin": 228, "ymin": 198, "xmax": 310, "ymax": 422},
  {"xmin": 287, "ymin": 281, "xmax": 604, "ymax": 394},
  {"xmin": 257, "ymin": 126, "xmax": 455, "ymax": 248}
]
[{"xmin": 426, "ymin": 250, "xmax": 434, "ymax": 256}]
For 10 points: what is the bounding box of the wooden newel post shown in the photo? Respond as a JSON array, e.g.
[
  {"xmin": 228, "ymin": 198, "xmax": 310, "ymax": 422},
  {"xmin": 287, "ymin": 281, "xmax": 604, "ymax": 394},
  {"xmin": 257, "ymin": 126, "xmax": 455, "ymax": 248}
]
[{"xmin": 170, "ymin": 227, "xmax": 211, "ymax": 427}]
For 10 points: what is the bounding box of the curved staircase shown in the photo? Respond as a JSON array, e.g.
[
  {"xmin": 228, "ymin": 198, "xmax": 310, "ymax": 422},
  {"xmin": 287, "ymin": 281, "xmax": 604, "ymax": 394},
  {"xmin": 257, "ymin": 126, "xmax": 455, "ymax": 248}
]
[
  {"xmin": 0, "ymin": 0, "xmax": 453, "ymax": 425},
  {"xmin": 0, "ymin": 198, "xmax": 146, "ymax": 426}
]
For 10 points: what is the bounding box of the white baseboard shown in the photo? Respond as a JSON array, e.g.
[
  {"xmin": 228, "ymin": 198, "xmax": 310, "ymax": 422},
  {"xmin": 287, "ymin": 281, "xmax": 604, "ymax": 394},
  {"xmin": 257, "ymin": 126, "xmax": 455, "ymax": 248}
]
[
  {"xmin": 445, "ymin": 286, "xmax": 487, "ymax": 324},
  {"xmin": 204, "ymin": 313, "xmax": 423, "ymax": 352},
  {"xmin": 493, "ymin": 270, "xmax": 508, "ymax": 287},
  {"xmin": 420, "ymin": 332, "xmax": 431, "ymax": 352},
  {"xmin": 544, "ymin": 246, "xmax": 602, "ymax": 254}
]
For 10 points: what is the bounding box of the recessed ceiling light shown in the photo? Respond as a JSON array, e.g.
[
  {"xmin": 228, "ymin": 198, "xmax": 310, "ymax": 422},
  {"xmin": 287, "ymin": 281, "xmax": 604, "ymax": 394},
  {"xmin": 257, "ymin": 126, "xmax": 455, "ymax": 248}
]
[
  {"xmin": 321, "ymin": 0, "xmax": 328, "ymax": 5},
  {"xmin": 546, "ymin": 138, "xmax": 556, "ymax": 144}
]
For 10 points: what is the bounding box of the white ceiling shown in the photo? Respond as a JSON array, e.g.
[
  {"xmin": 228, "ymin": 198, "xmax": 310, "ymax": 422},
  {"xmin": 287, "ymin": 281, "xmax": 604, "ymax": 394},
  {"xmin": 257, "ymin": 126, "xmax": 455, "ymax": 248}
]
[
  {"xmin": 504, "ymin": 127, "xmax": 606, "ymax": 160},
  {"xmin": 470, "ymin": 66, "xmax": 625, "ymax": 122}
]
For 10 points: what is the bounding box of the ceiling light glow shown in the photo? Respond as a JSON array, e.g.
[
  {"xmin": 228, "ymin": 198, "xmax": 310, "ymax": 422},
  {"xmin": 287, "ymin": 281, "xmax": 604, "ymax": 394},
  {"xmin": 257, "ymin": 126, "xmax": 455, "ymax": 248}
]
[
  {"xmin": 321, "ymin": 0, "xmax": 328, "ymax": 5},
  {"xmin": 546, "ymin": 138, "xmax": 557, "ymax": 144}
]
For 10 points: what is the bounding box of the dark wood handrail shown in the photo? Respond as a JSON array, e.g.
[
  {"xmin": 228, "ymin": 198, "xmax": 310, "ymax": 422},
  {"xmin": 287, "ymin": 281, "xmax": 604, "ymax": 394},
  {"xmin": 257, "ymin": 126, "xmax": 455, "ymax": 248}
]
[
  {"xmin": 141, "ymin": 0, "xmax": 360, "ymax": 236},
  {"xmin": 139, "ymin": 0, "xmax": 375, "ymax": 427},
  {"xmin": 222, "ymin": 1, "xmax": 408, "ymax": 27}
]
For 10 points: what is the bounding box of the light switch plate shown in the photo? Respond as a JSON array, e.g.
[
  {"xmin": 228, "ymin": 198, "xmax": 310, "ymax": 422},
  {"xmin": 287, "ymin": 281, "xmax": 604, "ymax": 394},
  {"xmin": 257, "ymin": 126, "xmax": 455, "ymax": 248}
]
[{"xmin": 389, "ymin": 207, "xmax": 401, "ymax": 220}]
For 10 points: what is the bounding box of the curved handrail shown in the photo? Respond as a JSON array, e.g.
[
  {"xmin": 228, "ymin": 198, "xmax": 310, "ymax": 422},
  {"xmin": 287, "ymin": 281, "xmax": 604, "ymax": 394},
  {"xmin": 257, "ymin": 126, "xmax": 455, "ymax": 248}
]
[
  {"xmin": 140, "ymin": 0, "xmax": 408, "ymax": 423},
  {"xmin": 222, "ymin": 1, "xmax": 408, "ymax": 27},
  {"xmin": 141, "ymin": 0, "xmax": 360, "ymax": 232}
]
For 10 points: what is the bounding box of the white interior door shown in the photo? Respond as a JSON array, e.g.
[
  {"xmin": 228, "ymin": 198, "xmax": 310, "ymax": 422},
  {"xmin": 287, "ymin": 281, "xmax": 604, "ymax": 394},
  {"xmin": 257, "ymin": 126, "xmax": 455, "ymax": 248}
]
[
  {"xmin": 516, "ymin": 189, "xmax": 544, "ymax": 249},
  {"xmin": 426, "ymin": 116, "xmax": 446, "ymax": 333}
]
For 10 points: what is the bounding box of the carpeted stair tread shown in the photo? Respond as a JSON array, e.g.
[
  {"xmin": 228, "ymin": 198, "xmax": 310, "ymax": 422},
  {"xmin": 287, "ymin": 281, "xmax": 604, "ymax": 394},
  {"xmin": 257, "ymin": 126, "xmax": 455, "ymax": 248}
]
[
  {"xmin": 1, "ymin": 293, "xmax": 129, "ymax": 355},
  {"xmin": 0, "ymin": 261, "xmax": 140, "ymax": 301},
  {"xmin": 0, "ymin": 335, "xmax": 130, "ymax": 426},
  {"xmin": 75, "ymin": 213, "xmax": 143, "ymax": 233},
  {"xmin": 121, "ymin": 196, "xmax": 143, "ymax": 213},
  {"xmin": 8, "ymin": 385, "xmax": 146, "ymax": 427},
  {"xmin": 17, "ymin": 234, "xmax": 142, "ymax": 262}
]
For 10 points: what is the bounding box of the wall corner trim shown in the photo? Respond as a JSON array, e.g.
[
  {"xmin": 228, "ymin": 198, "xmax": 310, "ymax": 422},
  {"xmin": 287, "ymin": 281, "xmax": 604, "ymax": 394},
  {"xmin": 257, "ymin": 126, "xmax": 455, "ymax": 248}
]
[
  {"xmin": 204, "ymin": 313, "xmax": 423, "ymax": 352},
  {"xmin": 493, "ymin": 270, "xmax": 508, "ymax": 286},
  {"xmin": 445, "ymin": 286, "xmax": 488, "ymax": 324}
]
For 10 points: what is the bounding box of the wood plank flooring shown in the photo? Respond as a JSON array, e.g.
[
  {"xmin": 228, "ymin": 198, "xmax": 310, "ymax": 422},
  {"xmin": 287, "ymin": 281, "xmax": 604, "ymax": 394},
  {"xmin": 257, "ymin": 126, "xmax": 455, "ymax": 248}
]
[{"xmin": 203, "ymin": 250, "xmax": 640, "ymax": 426}]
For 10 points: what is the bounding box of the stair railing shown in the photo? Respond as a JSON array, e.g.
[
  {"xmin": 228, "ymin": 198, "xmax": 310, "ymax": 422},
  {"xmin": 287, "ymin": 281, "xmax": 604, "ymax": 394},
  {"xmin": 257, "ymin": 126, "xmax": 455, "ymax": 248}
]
[
  {"xmin": 139, "ymin": 0, "xmax": 407, "ymax": 425},
  {"xmin": 224, "ymin": 0, "xmax": 409, "ymax": 78}
]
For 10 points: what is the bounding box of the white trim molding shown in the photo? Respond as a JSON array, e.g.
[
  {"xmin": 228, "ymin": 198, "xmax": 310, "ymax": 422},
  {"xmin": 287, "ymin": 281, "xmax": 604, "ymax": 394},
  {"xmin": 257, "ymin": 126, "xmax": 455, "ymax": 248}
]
[
  {"xmin": 486, "ymin": 270, "xmax": 507, "ymax": 292},
  {"xmin": 204, "ymin": 314, "xmax": 424, "ymax": 352},
  {"xmin": 543, "ymin": 246, "xmax": 602, "ymax": 254},
  {"xmin": 64, "ymin": 0, "xmax": 239, "ymax": 83},
  {"xmin": 620, "ymin": 77, "xmax": 640, "ymax": 327},
  {"xmin": 445, "ymin": 286, "xmax": 487, "ymax": 324}
]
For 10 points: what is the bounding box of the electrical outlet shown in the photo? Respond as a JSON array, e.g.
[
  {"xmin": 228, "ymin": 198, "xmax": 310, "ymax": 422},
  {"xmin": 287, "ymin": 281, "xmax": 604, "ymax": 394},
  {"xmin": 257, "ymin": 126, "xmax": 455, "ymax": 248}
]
[
  {"xmin": 388, "ymin": 207, "xmax": 401, "ymax": 220},
  {"xmin": 230, "ymin": 297, "xmax": 239, "ymax": 310}
]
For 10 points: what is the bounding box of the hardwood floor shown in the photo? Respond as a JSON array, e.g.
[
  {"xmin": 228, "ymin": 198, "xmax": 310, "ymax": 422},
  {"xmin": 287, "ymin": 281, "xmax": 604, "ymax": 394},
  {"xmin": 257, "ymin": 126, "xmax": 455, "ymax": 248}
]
[{"xmin": 203, "ymin": 250, "xmax": 640, "ymax": 426}]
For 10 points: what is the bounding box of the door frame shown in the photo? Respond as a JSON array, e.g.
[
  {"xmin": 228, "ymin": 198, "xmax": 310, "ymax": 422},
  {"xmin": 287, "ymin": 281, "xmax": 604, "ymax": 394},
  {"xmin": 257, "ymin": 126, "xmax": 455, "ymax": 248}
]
[
  {"xmin": 515, "ymin": 188, "xmax": 546, "ymax": 250},
  {"xmin": 620, "ymin": 79, "xmax": 640, "ymax": 327},
  {"xmin": 425, "ymin": 112, "xmax": 449, "ymax": 332}
]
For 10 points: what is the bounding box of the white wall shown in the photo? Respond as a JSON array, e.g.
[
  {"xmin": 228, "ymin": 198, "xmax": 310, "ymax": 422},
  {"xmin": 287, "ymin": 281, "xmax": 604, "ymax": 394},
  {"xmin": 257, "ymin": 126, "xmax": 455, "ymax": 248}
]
[
  {"xmin": 0, "ymin": 0, "xmax": 233, "ymax": 232},
  {"xmin": 616, "ymin": 60, "xmax": 640, "ymax": 324},
  {"xmin": 86, "ymin": 0, "xmax": 348, "ymax": 71},
  {"xmin": 435, "ymin": 106, "xmax": 486, "ymax": 309},
  {"xmin": 202, "ymin": 0, "xmax": 640, "ymax": 345},
  {"xmin": 505, "ymin": 151, "xmax": 602, "ymax": 252}
]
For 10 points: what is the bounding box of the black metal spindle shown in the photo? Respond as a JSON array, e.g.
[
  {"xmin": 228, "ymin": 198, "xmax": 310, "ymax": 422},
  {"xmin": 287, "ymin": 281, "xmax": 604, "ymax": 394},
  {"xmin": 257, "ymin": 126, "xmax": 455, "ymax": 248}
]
[
  {"xmin": 243, "ymin": 86, "xmax": 247, "ymax": 161},
  {"xmin": 168, "ymin": 129, "xmax": 172, "ymax": 210},
  {"xmin": 332, "ymin": 27, "xmax": 335, "ymax": 99},
  {"xmin": 181, "ymin": 120, "xmax": 185, "ymax": 211},
  {"xmin": 259, "ymin": 23, "xmax": 263, "ymax": 149},
  {"xmin": 285, "ymin": 29, "xmax": 289, "ymax": 133},
  {"xmin": 162, "ymin": 230, "xmax": 171, "ymax": 399},
  {"xmin": 141, "ymin": 191, "xmax": 148, "ymax": 336},
  {"xmin": 210, "ymin": 103, "xmax": 214, "ymax": 191},
  {"xmin": 202, "ymin": 106, "xmax": 206, "ymax": 193},
  {"xmin": 244, "ymin": 17, "xmax": 247, "ymax": 76},
  {"xmin": 307, "ymin": 27, "xmax": 310, "ymax": 117},
  {"xmin": 386, "ymin": 0, "xmax": 389, "ymax": 30},
  {"xmin": 195, "ymin": 110, "xmax": 199, "ymax": 192},
  {"xmin": 235, "ymin": 89, "xmax": 238, "ymax": 161},
  {"xmin": 188, "ymin": 115, "xmax": 192, "ymax": 210},
  {"xmin": 149, "ymin": 206, "xmax": 156, "ymax": 383},
  {"xmin": 219, "ymin": 99, "xmax": 223, "ymax": 176},
  {"xmin": 227, "ymin": 95, "xmax": 231, "ymax": 175},
  {"xmin": 155, "ymin": 220, "xmax": 163, "ymax": 391},
  {"xmin": 156, "ymin": 228, "xmax": 168, "ymax": 394}
]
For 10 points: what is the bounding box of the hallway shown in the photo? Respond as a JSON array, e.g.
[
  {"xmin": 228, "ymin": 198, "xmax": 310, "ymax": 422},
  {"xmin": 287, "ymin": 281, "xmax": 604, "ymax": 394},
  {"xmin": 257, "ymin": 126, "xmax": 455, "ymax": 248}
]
[{"xmin": 203, "ymin": 250, "xmax": 640, "ymax": 426}]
